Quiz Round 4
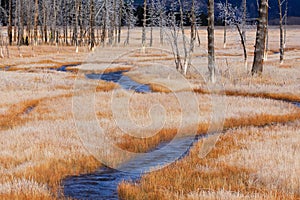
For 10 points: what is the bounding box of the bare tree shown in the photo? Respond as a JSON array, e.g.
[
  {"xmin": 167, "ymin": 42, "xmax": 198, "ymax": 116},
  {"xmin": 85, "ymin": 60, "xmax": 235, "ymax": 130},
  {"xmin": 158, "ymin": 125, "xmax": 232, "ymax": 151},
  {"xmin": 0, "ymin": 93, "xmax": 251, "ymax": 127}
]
[
  {"xmin": 17, "ymin": 0, "xmax": 25, "ymax": 45},
  {"xmin": 284, "ymin": 0, "xmax": 288, "ymax": 48},
  {"xmin": 158, "ymin": 0, "xmax": 166, "ymax": 45},
  {"xmin": 278, "ymin": 0, "xmax": 284, "ymax": 64},
  {"xmin": 90, "ymin": 0, "xmax": 95, "ymax": 50},
  {"xmin": 43, "ymin": 0, "xmax": 48, "ymax": 43},
  {"xmin": 8, "ymin": 0, "xmax": 12, "ymax": 45},
  {"xmin": 208, "ymin": 0, "xmax": 216, "ymax": 83},
  {"xmin": 149, "ymin": 0, "xmax": 155, "ymax": 47},
  {"xmin": 118, "ymin": 0, "xmax": 123, "ymax": 44},
  {"xmin": 252, "ymin": 0, "xmax": 268, "ymax": 75},
  {"xmin": 242, "ymin": 0, "xmax": 247, "ymax": 42},
  {"xmin": 34, "ymin": 0, "xmax": 39, "ymax": 45},
  {"xmin": 124, "ymin": 0, "xmax": 136, "ymax": 46},
  {"xmin": 218, "ymin": 2, "xmax": 248, "ymax": 70},
  {"xmin": 223, "ymin": 0, "xmax": 228, "ymax": 48},
  {"xmin": 101, "ymin": 0, "xmax": 107, "ymax": 45},
  {"xmin": 185, "ymin": 0, "xmax": 196, "ymax": 75},
  {"xmin": 142, "ymin": 0, "xmax": 147, "ymax": 50}
]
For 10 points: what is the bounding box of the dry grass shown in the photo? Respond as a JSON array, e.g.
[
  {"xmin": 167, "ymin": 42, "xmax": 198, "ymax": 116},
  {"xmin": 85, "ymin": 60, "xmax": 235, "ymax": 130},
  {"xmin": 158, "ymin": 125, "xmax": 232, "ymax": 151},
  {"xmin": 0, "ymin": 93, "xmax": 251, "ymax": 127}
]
[
  {"xmin": 0, "ymin": 27, "xmax": 300, "ymax": 199},
  {"xmin": 118, "ymin": 120, "xmax": 300, "ymax": 200}
]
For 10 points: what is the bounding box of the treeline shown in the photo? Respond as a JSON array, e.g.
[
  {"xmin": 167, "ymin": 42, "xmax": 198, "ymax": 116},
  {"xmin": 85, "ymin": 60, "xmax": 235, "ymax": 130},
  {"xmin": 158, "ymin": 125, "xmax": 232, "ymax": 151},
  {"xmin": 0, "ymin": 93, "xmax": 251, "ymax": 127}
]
[{"xmin": 0, "ymin": 0, "xmax": 225, "ymax": 47}]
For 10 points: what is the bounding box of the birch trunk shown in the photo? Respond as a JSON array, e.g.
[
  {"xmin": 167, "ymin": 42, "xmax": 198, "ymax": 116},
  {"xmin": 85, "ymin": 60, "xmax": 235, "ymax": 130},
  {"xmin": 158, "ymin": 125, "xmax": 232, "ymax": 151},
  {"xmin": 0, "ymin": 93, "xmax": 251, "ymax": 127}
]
[
  {"xmin": 208, "ymin": 0, "xmax": 216, "ymax": 83},
  {"xmin": 278, "ymin": 0, "xmax": 284, "ymax": 64},
  {"xmin": 252, "ymin": 0, "xmax": 268, "ymax": 75}
]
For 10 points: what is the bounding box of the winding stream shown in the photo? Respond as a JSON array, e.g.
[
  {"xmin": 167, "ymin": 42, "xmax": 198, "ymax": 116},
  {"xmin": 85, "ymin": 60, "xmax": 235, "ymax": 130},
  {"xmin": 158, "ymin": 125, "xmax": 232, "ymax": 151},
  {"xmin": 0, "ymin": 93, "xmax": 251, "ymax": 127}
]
[
  {"xmin": 85, "ymin": 70, "xmax": 151, "ymax": 93},
  {"xmin": 63, "ymin": 135, "xmax": 200, "ymax": 200},
  {"xmin": 62, "ymin": 70, "xmax": 199, "ymax": 199},
  {"xmin": 62, "ymin": 68, "xmax": 300, "ymax": 200}
]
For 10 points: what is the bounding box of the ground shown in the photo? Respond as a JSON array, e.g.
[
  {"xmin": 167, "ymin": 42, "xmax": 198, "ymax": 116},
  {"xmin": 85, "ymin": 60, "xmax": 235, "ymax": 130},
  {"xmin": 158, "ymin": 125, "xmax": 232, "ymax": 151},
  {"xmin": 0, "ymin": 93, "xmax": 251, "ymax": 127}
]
[{"xmin": 0, "ymin": 26, "xmax": 299, "ymax": 199}]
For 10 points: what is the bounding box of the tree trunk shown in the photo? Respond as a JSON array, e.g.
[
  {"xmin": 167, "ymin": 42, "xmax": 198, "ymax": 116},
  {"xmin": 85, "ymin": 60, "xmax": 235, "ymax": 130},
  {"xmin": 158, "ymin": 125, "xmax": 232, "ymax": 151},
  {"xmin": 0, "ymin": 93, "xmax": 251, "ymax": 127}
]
[
  {"xmin": 118, "ymin": 0, "xmax": 123, "ymax": 44},
  {"xmin": 14, "ymin": 5, "xmax": 17, "ymax": 42},
  {"xmin": 18, "ymin": 0, "xmax": 24, "ymax": 45},
  {"xmin": 184, "ymin": 0, "xmax": 196, "ymax": 75},
  {"xmin": 74, "ymin": 0, "xmax": 79, "ymax": 51},
  {"xmin": 224, "ymin": 0, "xmax": 228, "ymax": 48},
  {"xmin": 236, "ymin": 24, "xmax": 247, "ymax": 70},
  {"xmin": 178, "ymin": 0, "xmax": 187, "ymax": 73},
  {"xmin": 278, "ymin": 0, "xmax": 284, "ymax": 64},
  {"xmin": 149, "ymin": 0, "xmax": 154, "ymax": 47},
  {"xmin": 8, "ymin": 0, "xmax": 12, "ymax": 45},
  {"xmin": 252, "ymin": 0, "xmax": 268, "ymax": 75},
  {"xmin": 208, "ymin": 0, "xmax": 216, "ymax": 83},
  {"xmin": 78, "ymin": 0, "xmax": 83, "ymax": 46},
  {"xmin": 264, "ymin": 8, "xmax": 269, "ymax": 61},
  {"xmin": 34, "ymin": 0, "xmax": 39, "ymax": 45},
  {"xmin": 52, "ymin": 0, "xmax": 57, "ymax": 45},
  {"xmin": 43, "ymin": 0, "xmax": 48, "ymax": 43},
  {"xmin": 90, "ymin": 0, "xmax": 95, "ymax": 50},
  {"xmin": 284, "ymin": 0, "xmax": 288, "ymax": 48},
  {"xmin": 101, "ymin": 0, "xmax": 107, "ymax": 45},
  {"xmin": 142, "ymin": 0, "xmax": 147, "ymax": 50},
  {"xmin": 26, "ymin": 0, "xmax": 32, "ymax": 45},
  {"xmin": 159, "ymin": 0, "xmax": 164, "ymax": 45},
  {"xmin": 242, "ymin": 0, "xmax": 247, "ymax": 42}
]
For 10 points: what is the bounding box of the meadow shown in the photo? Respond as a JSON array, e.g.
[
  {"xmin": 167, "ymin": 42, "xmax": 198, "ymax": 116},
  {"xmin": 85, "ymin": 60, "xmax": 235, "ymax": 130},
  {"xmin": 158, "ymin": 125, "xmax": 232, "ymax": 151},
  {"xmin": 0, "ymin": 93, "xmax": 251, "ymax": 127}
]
[{"xmin": 0, "ymin": 26, "xmax": 299, "ymax": 199}]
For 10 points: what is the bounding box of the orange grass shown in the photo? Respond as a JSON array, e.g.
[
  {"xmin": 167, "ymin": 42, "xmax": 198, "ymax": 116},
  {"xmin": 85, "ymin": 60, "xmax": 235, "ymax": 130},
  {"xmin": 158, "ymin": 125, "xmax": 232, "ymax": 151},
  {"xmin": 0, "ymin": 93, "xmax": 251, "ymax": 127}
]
[
  {"xmin": 118, "ymin": 108, "xmax": 300, "ymax": 154},
  {"xmin": 118, "ymin": 122, "xmax": 300, "ymax": 200},
  {"xmin": 0, "ymin": 99, "xmax": 39, "ymax": 130}
]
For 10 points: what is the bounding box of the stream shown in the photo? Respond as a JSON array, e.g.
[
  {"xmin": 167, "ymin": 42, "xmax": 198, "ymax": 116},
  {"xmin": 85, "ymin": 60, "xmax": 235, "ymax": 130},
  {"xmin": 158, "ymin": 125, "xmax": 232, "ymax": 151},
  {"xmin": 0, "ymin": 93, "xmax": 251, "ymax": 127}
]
[
  {"xmin": 85, "ymin": 70, "xmax": 151, "ymax": 93},
  {"xmin": 63, "ymin": 135, "xmax": 200, "ymax": 200},
  {"xmin": 62, "ymin": 69, "xmax": 198, "ymax": 199},
  {"xmin": 61, "ymin": 67, "xmax": 300, "ymax": 200}
]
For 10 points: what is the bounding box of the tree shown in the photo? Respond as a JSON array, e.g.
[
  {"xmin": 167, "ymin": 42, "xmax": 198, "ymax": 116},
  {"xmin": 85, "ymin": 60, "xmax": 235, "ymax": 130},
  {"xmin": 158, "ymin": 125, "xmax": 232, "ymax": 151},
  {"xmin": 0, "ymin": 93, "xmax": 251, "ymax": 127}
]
[
  {"xmin": 217, "ymin": 2, "xmax": 248, "ymax": 70},
  {"xmin": 252, "ymin": 0, "xmax": 268, "ymax": 75},
  {"xmin": 223, "ymin": 0, "xmax": 228, "ymax": 48},
  {"xmin": 89, "ymin": 0, "xmax": 95, "ymax": 50},
  {"xmin": 33, "ymin": 0, "xmax": 39, "ymax": 45},
  {"xmin": 124, "ymin": 0, "xmax": 135, "ymax": 45},
  {"xmin": 278, "ymin": 0, "xmax": 284, "ymax": 64},
  {"xmin": 8, "ymin": 0, "xmax": 12, "ymax": 45},
  {"xmin": 208, "ymin": 0, "xmax": 216, "ymax": 83},
  {"xmin": 185, "ymin": 0, "xmax": 196, "ymax": 75},
  {"xmin": 142, "ymin": 0, "xmax": 147, "ymax": 50},
  {"xmin": 284, "ymin": 0, "xmax": 288, "ymax": 48},
  {"xmin": 242, "ymin": 0, "xmax": 247, "ymax": 42}
]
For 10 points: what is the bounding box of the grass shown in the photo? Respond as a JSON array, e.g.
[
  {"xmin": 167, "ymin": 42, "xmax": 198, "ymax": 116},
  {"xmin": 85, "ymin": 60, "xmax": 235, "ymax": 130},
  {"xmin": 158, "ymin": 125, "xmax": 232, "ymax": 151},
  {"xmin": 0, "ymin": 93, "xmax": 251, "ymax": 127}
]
[
  {"xmin": 0, "ymin": 27, "xmax": 300, "ymax": 199},
  {"xmin": 118, "ymin": 120, "xmax": 300, "ymax": 200}
]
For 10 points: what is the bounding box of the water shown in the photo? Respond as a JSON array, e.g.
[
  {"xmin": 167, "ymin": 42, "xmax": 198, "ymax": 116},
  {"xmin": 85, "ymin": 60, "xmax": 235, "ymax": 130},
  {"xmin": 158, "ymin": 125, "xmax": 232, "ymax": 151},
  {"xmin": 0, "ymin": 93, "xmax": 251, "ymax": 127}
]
[
  {"xmin": 85, "ymin": 71, "xmax": 151, "ymax": 93},
  {"xmin": 293, "ymin": 101, "xmax": 300, "ymax": 108},
  {"xmin": 50, "ymin": 64, "xmax": 79, "ymax": 72},
  {"xmin": 62, "ymin": 67, "xmax": 300, "ymax": 199},
  {"xmin": 0, "ymin": 66, "xmax": 10, "ymax": 71},
  {"xmin": 63, "ymin": 135, "xmax": 199, "ymax": 200}
]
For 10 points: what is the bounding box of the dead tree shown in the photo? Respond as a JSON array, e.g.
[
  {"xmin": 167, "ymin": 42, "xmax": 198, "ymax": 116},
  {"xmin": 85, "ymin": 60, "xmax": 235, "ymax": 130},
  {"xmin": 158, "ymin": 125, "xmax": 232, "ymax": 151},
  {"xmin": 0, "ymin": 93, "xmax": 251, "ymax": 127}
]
[
  {"xmin": 252, "ymin": 0, "xmax": 268, "ymax": 75},
  {"xmin": 284, "ymin": 0, "xmax": 288, "ymax": 48},
  {"xmin": 185, "ymin": 0, "xmax": 196, "ymax": 75},
  {"xmin": 217, "ymin": 2, "xmax": 248, "ymax": 70},
  {"xmin": 43, "ymin": 0, "xmax": 48, "ymax": 43},
  {"xmin": 8, "ymin": 0, "xmax": 12, "ymax": 45},
  {"xmin": 278, "ymin": 0, "xmax": 284, "ymax": 64},
  {"xmin": 208, "ymin": 0, "xmax": 216, "ymax": 83},
  {"xmin": 142, "ymin": 0, "xmax": 147, "ymax": 50},
  {"xmin": 242, "ymin": 0, "xmax": 247, "ymax": 42},
  {"xmin": 223, "ymin": 0, "xmax": 228, "ymax": 48},
  {"xmin": 118, "ymin": 0, "xmax": 123, "ymax": 44},
  {"xmin": 34, "ymin": 0, "xmax": 39, "ymax": 45},
  {"xmin": 90, "ymin": 0, "xmax": 95, "ymax": 50},
  {"xmin": 17, "ymin": 0, "xmax": 24, "ymax": 45}
]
